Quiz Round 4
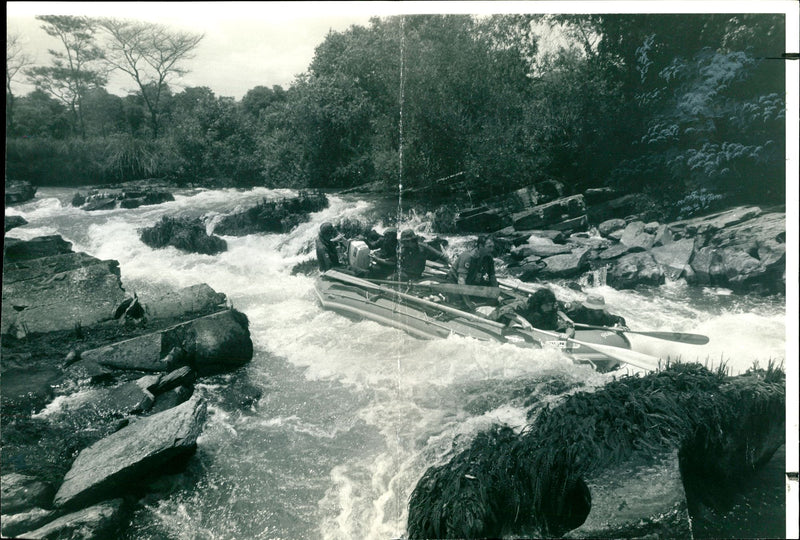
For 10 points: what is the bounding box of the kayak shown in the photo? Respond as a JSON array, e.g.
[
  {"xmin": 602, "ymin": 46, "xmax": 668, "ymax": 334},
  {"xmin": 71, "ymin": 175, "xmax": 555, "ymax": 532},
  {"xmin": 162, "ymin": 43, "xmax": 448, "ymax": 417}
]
[{"xmin": 314, "ymin": 270, "xmax": 633, "ymax": 372}]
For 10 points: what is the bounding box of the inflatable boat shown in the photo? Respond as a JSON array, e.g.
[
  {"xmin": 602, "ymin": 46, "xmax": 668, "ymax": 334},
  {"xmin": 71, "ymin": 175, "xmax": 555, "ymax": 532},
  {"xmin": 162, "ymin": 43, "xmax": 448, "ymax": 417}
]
[{"xmin": 314, "ymin": 269, "xmax": 648, "ymax": 372}]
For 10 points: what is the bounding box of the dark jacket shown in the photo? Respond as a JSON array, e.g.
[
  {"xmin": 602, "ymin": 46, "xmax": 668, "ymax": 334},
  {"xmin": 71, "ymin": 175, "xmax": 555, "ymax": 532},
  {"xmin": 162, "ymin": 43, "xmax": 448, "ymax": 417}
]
[
  {"xmin": 315, "ymin": 235, "xmax": 341, "ymax": 271},
  {"xmin": 448, "ymin": 250, "xmax": 497, "ymax": 287},
  {"xmin": 396, "ymin": 242, "xmax": 448, "ymax": 281},
  {"xmin": 562, "ymin": 303, "xmax": 627, "ymax": 327}
]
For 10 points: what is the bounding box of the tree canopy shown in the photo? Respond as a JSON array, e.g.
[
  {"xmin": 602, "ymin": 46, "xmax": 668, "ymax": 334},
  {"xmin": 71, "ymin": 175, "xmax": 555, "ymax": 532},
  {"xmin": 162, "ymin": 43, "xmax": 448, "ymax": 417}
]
[{"xmin": 6, "ymin": 13, "xmax": 786, "ymax": 216}]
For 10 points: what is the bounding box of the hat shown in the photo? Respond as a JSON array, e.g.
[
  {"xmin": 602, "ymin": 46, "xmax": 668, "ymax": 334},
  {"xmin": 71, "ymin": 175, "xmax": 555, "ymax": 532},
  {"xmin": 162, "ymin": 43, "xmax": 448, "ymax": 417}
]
[
  {"xmin": 583, "ymin": 294, "xmax": 606, "ymax": 310},
  {"xmin": 400, "ymin": 229, "xmax": 417, "ymax": 241},
  {"xmin": 384, "ymin": 227, "xmax": 397, "ymax": 237}
]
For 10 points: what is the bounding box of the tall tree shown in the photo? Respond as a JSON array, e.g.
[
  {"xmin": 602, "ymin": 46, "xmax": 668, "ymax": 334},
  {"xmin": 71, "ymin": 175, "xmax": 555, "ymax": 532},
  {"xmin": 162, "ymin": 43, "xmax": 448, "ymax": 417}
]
[
  {"xmin": 6, "ymin": 32, "xmax": 34, "ymax": 134},
  {"xmin": 99, "ymin": 18, "xmax": 203, "ymax": 139},
  {"xmin": 26, "ymin": 16, "xmax": 107, "ymax": 138}
]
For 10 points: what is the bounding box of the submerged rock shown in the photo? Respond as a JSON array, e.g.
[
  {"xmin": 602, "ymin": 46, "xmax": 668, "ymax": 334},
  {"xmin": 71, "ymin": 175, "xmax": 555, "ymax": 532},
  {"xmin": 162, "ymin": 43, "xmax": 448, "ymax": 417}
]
[{"xmin": 20, "ymin": 498, "xmax": 125, "ymax": 539}]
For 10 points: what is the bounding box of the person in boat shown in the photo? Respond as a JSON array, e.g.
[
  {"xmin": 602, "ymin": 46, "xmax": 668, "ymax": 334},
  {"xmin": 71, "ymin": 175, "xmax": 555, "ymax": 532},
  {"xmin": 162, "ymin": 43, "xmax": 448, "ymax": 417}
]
[
  {"xmin": 492, "ymin": 287, "xmax": 573, "ymax": 334},
  {"xmin": 495, "ymin": 288, "xmax": 627, "ymax": 332},
  {"xmin": 368, "ymin": 227, "xmax": 399, "ymax": 278},
  {"xmin": 391, "ymin": 229, "xmax": 449, "ymax": 282},
  {"xmin": 447, "ymin": 235, "xmax": 499, "ymax": 310},
  {"xmin": 563, "ymin": 294, "xmax": 628, "ymax": 328},
  {"xmin": 315, "ymin": 222, "xmax": 345, "ymax": 271}
]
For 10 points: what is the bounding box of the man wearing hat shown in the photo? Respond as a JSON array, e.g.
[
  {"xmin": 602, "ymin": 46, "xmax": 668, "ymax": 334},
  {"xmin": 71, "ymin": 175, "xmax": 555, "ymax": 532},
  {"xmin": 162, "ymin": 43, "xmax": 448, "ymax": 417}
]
[
  {"xmin": 564, "ymin": 293, "xmax": 627, "ymax": 328},
  {"xmin": 315, "ymin": 222, "xmax": 345, "ymax": 271},
  {"xmin": 447, "ymin": 235, "xmax": 499, "ymax": 310},
  {"xmin": 392, "ymin": 229, "xmax": 449, "ymax": 281}
]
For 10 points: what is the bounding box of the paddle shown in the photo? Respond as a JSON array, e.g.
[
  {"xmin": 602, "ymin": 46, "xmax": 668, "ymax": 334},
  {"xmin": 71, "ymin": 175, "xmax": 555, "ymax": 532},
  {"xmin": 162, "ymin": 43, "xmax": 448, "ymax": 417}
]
[
  {"xmin": 570, "ymin": 323, "xmax": 710, "ymax": 345},
  {"xmin": 324, "ymin": 270, "xmax": 507, "ymax": 329},
  {"xmin": 365, "ymin": 278, "xmax": 501, "ymax": 299},
  {"xmin": 510, "ymin": 315, "xmax": 660, "ymax": 372}
]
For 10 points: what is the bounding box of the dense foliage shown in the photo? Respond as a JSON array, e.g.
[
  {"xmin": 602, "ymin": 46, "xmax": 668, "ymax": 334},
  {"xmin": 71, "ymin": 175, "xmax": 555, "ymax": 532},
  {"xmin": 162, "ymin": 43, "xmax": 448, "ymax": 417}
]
[{"xmin": 6, "ymin": 13, "xmax": 785, "ymax": 216}]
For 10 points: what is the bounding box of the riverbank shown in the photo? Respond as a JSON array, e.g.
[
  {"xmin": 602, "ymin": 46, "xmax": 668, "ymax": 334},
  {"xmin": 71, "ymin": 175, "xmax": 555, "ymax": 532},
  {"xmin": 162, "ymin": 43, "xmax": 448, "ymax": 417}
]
[{"xmin": 1, "ymin": 234, "xmax": 254, "ymax": 538}]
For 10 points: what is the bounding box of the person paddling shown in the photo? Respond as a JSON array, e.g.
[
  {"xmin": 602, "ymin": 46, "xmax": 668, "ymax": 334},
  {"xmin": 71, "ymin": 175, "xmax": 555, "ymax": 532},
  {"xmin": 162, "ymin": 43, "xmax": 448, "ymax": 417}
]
[
  {"xmin": 563, "ymin": 293, "xmax": 627, "ymax": 328},
  {"xmin": 368, "ymin": 227, "xmax": 398, "ymax": 279}
]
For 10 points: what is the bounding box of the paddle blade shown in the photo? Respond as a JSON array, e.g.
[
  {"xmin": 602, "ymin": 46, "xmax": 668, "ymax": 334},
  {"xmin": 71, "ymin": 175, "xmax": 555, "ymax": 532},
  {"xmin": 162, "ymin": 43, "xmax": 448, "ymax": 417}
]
[{"xmin": 629, "ymin": 330, "xmax": 709, "ymax": 345}]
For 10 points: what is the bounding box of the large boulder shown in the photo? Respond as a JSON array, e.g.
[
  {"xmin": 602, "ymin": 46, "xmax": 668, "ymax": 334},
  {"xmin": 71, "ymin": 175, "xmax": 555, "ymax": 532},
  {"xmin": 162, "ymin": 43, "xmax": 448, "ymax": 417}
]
[
  {"xmin": 619, "ymin": 221, "xmax": 656, "ymax": 250},
  {"xmin": 5, "ymin": 180, "xmax": 37, "ymax": 205},
  {"xmin": 20, "ymin": 499, "xmax": 124, "ymax": 539},
  {"xmin": 512, "ymin": 195, "xmax": 586, "ymax": 231},
  {"xmin": 538, "ymin": 250, "xmax": 590, "ymax": 278},
  {"xmin": 139, "ymin": 216, "xmax": 227, "ymax": 255},
  {"xmin": 162, "ymin": 309, "xmax": 253, "ymax": 375},
  {"xmin": 140, "ymin": 283, "xmax": 227, "ymax": 320},
  {"xmin": 212, "ymin": 191, "xmax": 328, "ymax": 236},
  {"xmin": 564, "ymin": 450, "xmax": 692, "ymax": 539},
  {"xmin": 3, "ymin": 252, "xmax": 104, "ymax": 285},
  {"xmin": 607, "ymin": 252, "xmax": 665, "ymax": 289},
  {"xmin": 651, "ymin": 238, "xmax": 697, "ymax": 280},
  {"xmin": 2, "ymin": 257, "xmax": 126, "ymax": 337},
  {"xmin": 75, "ymin": 309, "xmax": 252, "ymax": 375},
  {"xmin": 53, "ymin": 397, "xmax": 207, "ymax": 509},
  {"xmin": 668, "ymin": 206, "xmax": 762, "ymax": 239}
]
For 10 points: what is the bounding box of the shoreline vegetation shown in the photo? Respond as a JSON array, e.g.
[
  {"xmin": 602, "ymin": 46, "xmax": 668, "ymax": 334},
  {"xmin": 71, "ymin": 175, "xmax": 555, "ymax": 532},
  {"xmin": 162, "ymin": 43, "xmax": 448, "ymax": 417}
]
[{"xmin": 3, "ymin": 10, "xmax": 789, "ymax": 539}]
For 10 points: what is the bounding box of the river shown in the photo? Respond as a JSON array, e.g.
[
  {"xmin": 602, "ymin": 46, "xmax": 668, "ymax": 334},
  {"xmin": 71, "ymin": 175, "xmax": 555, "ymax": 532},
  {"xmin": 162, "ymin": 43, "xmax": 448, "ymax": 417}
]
[{"xmin": 5, "ymin": 187, "xmax": 789, "ymax": 539}]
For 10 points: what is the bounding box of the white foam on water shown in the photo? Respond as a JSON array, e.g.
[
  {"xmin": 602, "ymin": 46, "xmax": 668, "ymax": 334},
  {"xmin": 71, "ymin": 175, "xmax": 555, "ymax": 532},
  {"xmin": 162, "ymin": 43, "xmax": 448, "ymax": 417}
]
[{"xmin": 13, "ymin": 186, "xmax": 787, "ymax": 539}]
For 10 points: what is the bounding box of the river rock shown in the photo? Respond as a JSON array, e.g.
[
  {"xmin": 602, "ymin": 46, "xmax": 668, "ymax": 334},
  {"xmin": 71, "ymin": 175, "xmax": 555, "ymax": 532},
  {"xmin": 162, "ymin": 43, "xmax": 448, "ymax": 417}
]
[
  {"xmin": 455, "ymin": 207, "xmax": 506, "ymax": 233},
  {"xmin": 5, "ymin": 180, "xmax": 37, "ymax": 205},
  {"xmin": 1, "ymin": 507, "xmax": 58, "ymax": 539},
  {"xmin": 538, "ymin": 249, "xmax": 590, "ymax": 278},
  {"xmin": 3, "ymin": 252, "xmax": 105, "ymax": 285},
  {"xmin": 20, "ymin": 499, "xmax": 124, "ymax": 539},
  {"xmin": 75, "ymin": 309, "xmax": 252, "ymax": 374},
  {"xmin": 512, "ymin": 195, "xmax": 586, "ymax": 231},
  {"xmin": 89, "ymin": 378, "xmax": 157, "ymax": 417},
  {"xmin": 510, "ymin": 238, "xmax": 572, "ymax": 259},
  {"xmin": 140, "ymin": 216, "xmax": 227, "ymax": 255},
  {"xmin": 583, "ymin": 187, "xmax": 619, "ymax": 205},
  {"xmin": 606, "ymin": 252, "xmax": 665, "ymax": 289},
  {"xmin": 3, "ymin": 236, "xmax": 73, "ymax": 261},
  {"xmin": 5, "ymin": 214, "xmax": 28, "ymax": 232},
  {"xmin": 161, "ymin": 309, "xmax": 253, "ymax": 375},
  {"xmin": 1, "ymin": 473, "xmax": 52, "ymax": 514},
  {"xmin": 563, "ymin": 450, "xmax": 692, "ymax": 539},
  {"xmin": 150, "ymin": 366, "xmax": 196, "ymax": 394},
  {"xmin": 597, "ymin": 218, "xmax": 626, "ymax": 237},
  {"xmin": 619, "ymin": 221, "xmax": 656, "ymax": 250},
  {"xmin": 651, "ymin": 238, "xmax": 696, "ymax": 280},
  {"xmin": 597, "ymin": 243, "xmax": 642, "ymax": 261},
  {"xmin": 212, "ymin": 191, "xmax": 328, "ymax": 236},
  {"xmin": 140, "ymin": 283, "xmax": 227, "ymax": 320},
  {"xmin": 53, "ymin": 397, "xmax": 206, "ymax": 509},
  {"xmin": 150, "ymin": 385, "xmax": 193, "ymax": 415},
  {"xmin": 2, "ymin": 257, "xmax": 126, "ymax": 337},
  {"xmin": 669, "ymin": 206, "xmax": 762, "ymax": 239}
]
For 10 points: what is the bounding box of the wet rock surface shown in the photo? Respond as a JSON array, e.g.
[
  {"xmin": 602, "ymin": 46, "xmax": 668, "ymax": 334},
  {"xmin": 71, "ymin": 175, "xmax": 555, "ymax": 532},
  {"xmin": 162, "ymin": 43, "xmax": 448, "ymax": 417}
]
[{"xmin": 1, "ymin": 236, "xmax": 253, "ymax": 537}]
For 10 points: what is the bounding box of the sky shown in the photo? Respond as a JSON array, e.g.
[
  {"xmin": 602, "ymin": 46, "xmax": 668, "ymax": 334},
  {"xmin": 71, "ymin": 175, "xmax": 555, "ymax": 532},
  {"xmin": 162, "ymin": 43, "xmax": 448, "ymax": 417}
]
[{"xmin": 7, "ymin": 1, "xmax": 798, "ymax": 100}]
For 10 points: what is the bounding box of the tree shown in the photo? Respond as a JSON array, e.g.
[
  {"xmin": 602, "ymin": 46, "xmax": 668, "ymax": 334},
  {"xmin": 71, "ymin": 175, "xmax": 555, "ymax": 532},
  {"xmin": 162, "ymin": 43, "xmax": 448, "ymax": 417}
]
[
  {"xmin": 26, "ymin": 16, "xmax": 107, "ymax": 138},
  {"xmin": 99, "ymin": 18, "xmax": 203, "ymax": 139},
  {"xmin": 6, "ymin": 32, "xmax": 34, "ymax": 134}
]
